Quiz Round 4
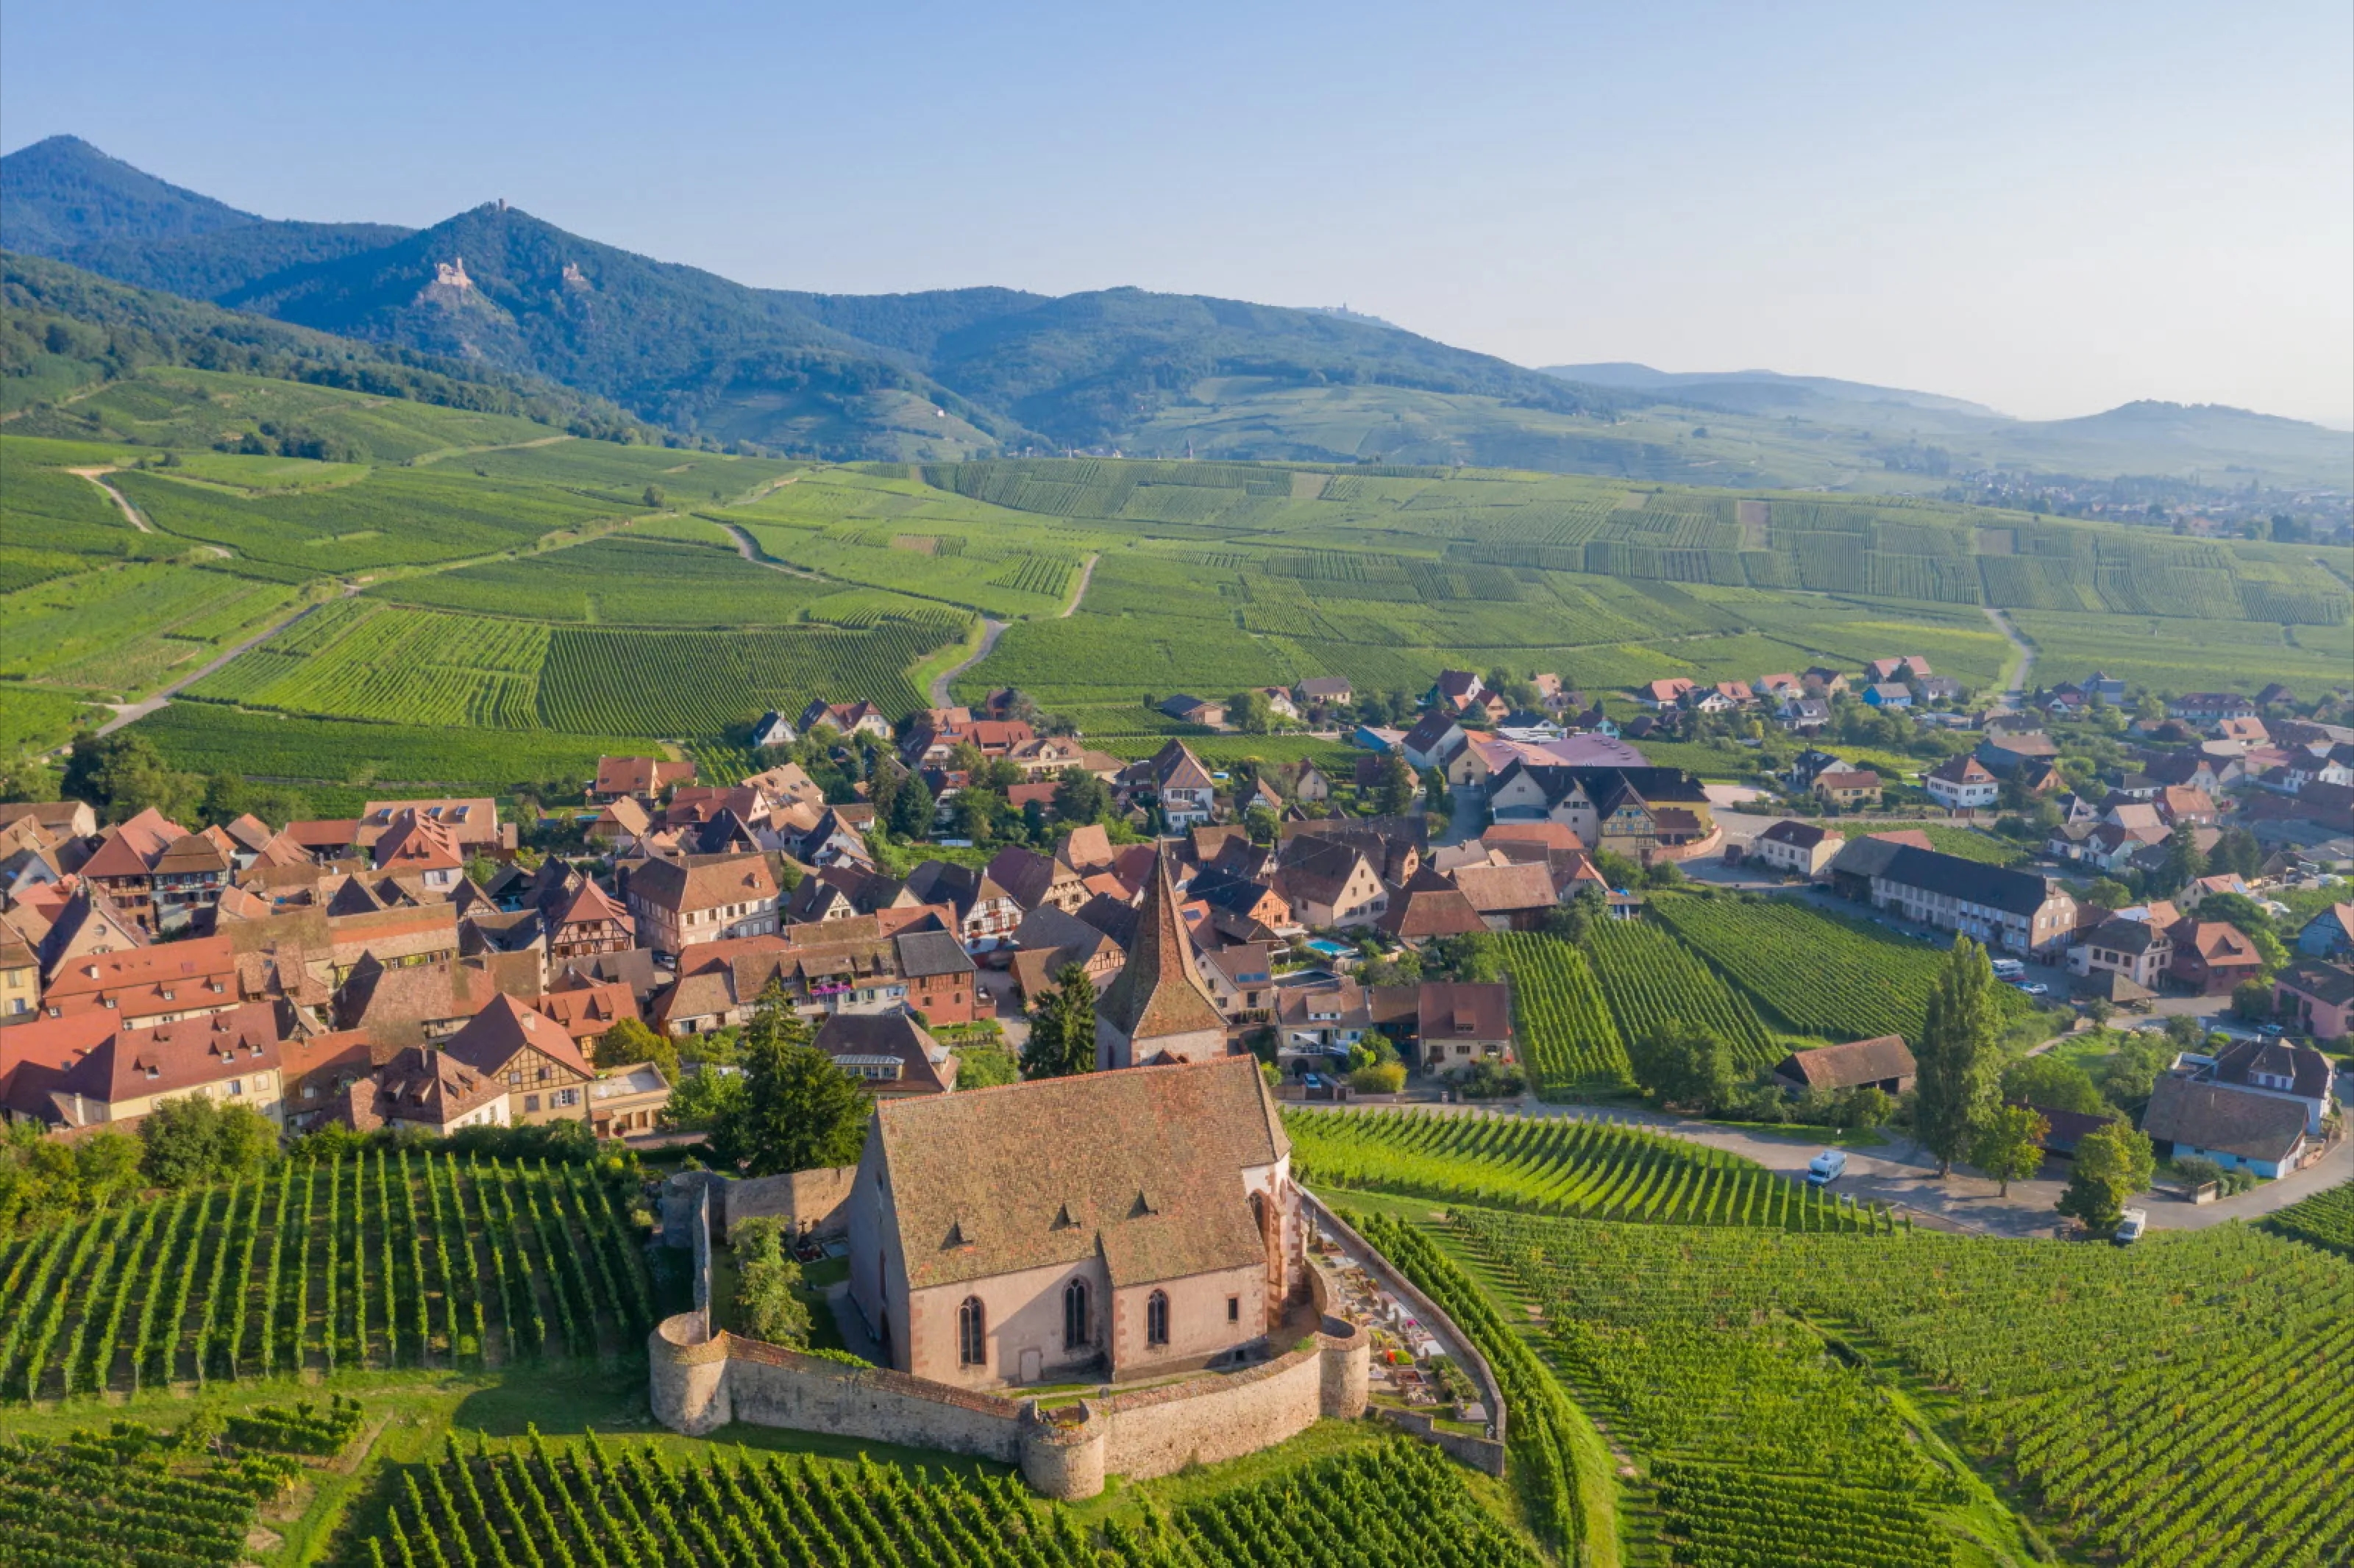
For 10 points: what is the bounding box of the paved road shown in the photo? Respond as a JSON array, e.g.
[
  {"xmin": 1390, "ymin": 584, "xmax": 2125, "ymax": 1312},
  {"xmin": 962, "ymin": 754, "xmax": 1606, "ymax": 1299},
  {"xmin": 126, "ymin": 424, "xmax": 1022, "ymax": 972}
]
[
  {"xmin": 716, "ymin": 521, "xmax": 825, "ymax": 580},
  {"xmin": 1983, "ymin": 606, "xmax": 2035, "ymax": 709},
  {"xmin": 74, "ymin": 587, "xmax": 356, "ymax": 745},
  {"xmin": 927, "ymin": 618, "xmax": 1009, "ymax": 708}
]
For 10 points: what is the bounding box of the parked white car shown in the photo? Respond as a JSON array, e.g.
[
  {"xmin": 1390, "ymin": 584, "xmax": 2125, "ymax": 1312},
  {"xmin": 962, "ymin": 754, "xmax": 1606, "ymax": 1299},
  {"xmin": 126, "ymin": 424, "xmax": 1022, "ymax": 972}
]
[{"xmin": 1805, "ymin": 1150, "xmax": 1848, "ymax": 1187}]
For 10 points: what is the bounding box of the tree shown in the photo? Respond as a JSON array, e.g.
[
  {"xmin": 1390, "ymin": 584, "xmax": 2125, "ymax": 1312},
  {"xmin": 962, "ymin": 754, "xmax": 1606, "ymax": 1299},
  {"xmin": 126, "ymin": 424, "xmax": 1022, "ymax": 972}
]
[
  {"xmin": 641, "ymin": 483, "xmax": 665, "ymax": 507},
  {"xmin": 1051, "ymin": 766, "xmax": 1109, "ymax": 825},
  {"xmin": 2001, "ymin": 1054, "xmax": 2108, "ymax": 1116},
  {"xmin": 1539, "ymin": 884, "xmax": 1608, "ymax": 944},
  {"xmin": 711, "ymin": 980, "xmax": 868, "ymax": 1175},
  {"xmin": 60, "ymin": 731, "xmax": 202, "ymax": 824},
  {"xmin": 1844, "ymin": 1086, "xmax": 1895, "ymax": 1130},
  {"xmin": 1915, "ymin": 937, "xmax": 2002, "ymax": 1177},
  {"xmin": 595, "ymin": 1016, "xmax": 680, "ymax": 1086},
  {"xmin": 1021, "ymin": 964, "xmax": 1098, "ymax": 1080},
  {"xmin": 1971, "ymin": 1105, "xmax": 2049, "ymax": 1197},
  {"xmin": 1243, "ymin": 805, "xmax": 1279, "ymax": 846},
  {"xmin": 890, "ymin": 771, "xmax": 936, "ymax": 839},
  {"xmin": 2096, "ymin": 1029, "xmax": 2177, "ymax": 1117},
  {"xmin": 2159, "ymin": 830, "xmax": 2205, "ymax": 894},
  {"xmin": 729, "ymin": 1216, "xmax": 812, "ymax": 1347},
  {"xmin": 1626, "ymin": 1019, "xmax": 1738, "ymax": 1114},
  {"xmin": 2232, "ymin": 977, "xmax": 2273, "ymax": 1022},
  {"xmin": 1423, "ymin": 767, "xmax": 1451, "ymax": 820},
  {"xmin": 2208, "ymin": 826, "xmax": 2261, "ymax": 879},
  {"xmin": 1370, "ymin": 752, "xmax": 1417, "ymax": 817},
  {"xmin": 951, "ymin": 1045, "xmax": 1021, "ymax": 1088},
  {"xmin": 1228, "ymin": 691, "xmax": 1273, "ymax": 735},
  {"xmin": 2083, "ymin": 878, "xmax": 2133, "ymax": 912},
  {"xmin": 138, "ymin": 1096, "xmax": 277, "ymax": 1189},
  {"xmin": 2056, "ymin": 1122, "xmax": 2155, "ymax": 1236},
  {"xmin": 661, "ymin": 1067, "xmax": 747, "ymax": 1135}
]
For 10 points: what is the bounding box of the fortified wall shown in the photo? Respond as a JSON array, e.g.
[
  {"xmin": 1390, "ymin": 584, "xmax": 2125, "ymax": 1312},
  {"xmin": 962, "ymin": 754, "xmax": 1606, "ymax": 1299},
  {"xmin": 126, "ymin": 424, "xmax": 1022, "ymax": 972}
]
[{"xmin": 649, "ymin": 1301, "xmax": 1368, "ymax": 1500}]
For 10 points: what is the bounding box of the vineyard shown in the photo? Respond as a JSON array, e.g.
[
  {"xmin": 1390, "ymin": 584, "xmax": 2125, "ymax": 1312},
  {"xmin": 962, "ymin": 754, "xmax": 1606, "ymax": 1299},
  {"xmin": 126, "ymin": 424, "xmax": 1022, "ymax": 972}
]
[
  {"xmin": 1648, "ymin": 894, "xmax": 2030, "ymax": 1044},
  {"xmin": 0, "ymin": 1153, "xmax": 650, "ymax": 1402},
  {"xmin": 190, "ymin": 602, "xmax": 550, "ymax": 728},
  {"xmin": 0, "ymin": 1400, "xmax": 363, "ymax": 1568},
  {"xmin": 366, "ymin": 535, "xmax": 835, "ymax": 626},
  {"xmin": 1286, "ymin": 1110, "xmax": 1895, "ymax": 1233},
  {"xmin": 1490, "ymin": 933, "xmax": 1629, "ymax": 1094},
  {"xmin": 2263, "ymin": 1177, "xmax": 2354, "ymax": 1261},
  {"xmin": 538, "ymin": 616, "xmax": 963, "ymax": 735},
  {"xmin": 1449, "ymin": 1206, "xmax": 2354, "ymax": 1568},
  {"xmin": 1580, "ymin": 918, "xmax": 1781, "ymax": 1066},
  {"xmin": 365, "ymin": 1429, "xmax": 1535, "ymax": 1568},
  {"xmin": 136, "ymin": 702, "xmax": 660, "ymax": 794}
]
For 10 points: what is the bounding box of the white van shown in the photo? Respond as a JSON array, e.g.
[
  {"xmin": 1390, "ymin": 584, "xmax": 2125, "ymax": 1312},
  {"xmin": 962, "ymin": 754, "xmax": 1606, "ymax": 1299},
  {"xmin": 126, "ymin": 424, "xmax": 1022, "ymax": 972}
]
[
  {"xmin": 1991, "ymin": 958, "xmax": 2027, "ymax": 980},
  {"xmin": 1805, "ymin": 1150, "xmax": 1848, "ymax": 1187},
  {"xmin": 2113, "ymin": 1208, "xmax": 2148, "ymax": 1246}
]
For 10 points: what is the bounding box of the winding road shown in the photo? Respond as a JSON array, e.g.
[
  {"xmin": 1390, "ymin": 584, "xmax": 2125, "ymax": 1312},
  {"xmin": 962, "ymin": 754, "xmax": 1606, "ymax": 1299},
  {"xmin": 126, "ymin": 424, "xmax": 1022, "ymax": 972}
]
[
  {"xmin": 928, "ymin": 619, "xmax": 1009, "ymax": 708},
  {"xmin": 69, "ymin": 468, "xmax": 154, "ymax": 532},
  {"xmin": 1982, "ymin": 606, "xmax": 2034, "ymax": 710},
  {"xmin": 716, "ymin": 521, "xmax": 825, "ymax": 580},
  {"xmin": 85, "ymin": 586, "xmax": 359, "ymax": 741}
]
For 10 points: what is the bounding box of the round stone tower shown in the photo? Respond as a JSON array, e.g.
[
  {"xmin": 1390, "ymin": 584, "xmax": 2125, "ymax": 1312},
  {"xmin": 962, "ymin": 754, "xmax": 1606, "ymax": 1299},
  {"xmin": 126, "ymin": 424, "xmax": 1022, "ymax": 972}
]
[{"xmin": 1018, "ymin": 1401, "xmax": 1108, "ymax": 1500}]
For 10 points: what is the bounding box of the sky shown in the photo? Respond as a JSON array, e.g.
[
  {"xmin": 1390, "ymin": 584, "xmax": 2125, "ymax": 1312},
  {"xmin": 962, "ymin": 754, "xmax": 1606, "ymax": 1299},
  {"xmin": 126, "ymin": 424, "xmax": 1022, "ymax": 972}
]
[{"xmin": 4, "ymin": 1, "xmax": 2350, "ymax": 425}]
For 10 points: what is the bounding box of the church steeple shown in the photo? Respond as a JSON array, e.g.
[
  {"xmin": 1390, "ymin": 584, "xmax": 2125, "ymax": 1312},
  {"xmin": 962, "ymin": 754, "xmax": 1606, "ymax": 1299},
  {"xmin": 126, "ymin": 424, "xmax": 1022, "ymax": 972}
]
[{"xmin": 1094, "ymin": 844, "xmax": 1226, "ymax": 1064}]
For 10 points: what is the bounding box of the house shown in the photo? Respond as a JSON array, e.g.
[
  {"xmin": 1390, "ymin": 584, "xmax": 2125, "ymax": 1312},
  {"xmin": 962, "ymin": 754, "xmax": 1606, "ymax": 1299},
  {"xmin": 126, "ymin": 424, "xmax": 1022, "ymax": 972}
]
[
  {"xmin": 2, "ymin": 1002, "xmax": 283, "ymax": 1130},
  {"xmin": 1867, "ymin": 656, "xmax": 1934, "ymax": 683},
  {"xmin": 358, "ymin": 798, "xmax": 507, "ymax": 855},
  {"xmin": 2169, "ymin": 922, "xmax": 2264, "ymax": 996},
  {"xmin": 1867, "ymin": 847, "xmax": 2077, "ymax": 955},
  {"xmin": 75, "ymin": 808, "xmax": 190, "ymax": 934},
  {"xmin": 369, "ymin": 811, "xmax": 466, "ymax": 892},
  {"xmin": 1912, "ymin": 676, "xmax": 1963, "ymax": 704},
  {"xmin": 626, "ymin": 853, "xmax": 780, "ymax": 955},
  {"xmin": 1686, "ymin": 687, "xmax": 1738, "ymax": 715},
  {"xmin": 1376, "ymin": 868, "xmax": 1486, "ymax": 944},
  {"xmin": 1007, "ymin": 904, "xmax": 1124, "ymax": 1004},
  {"xmin": 443, "ymin": 994, "xmax": 596, "ymax": 1126},
  {"xmin": 897, "ymin": 928, "xmax": 980, "ymax": 1025},
  {"xmin": 1751, "ymin": 820, "xmax": 1844, "ymax": 880},
  {"xmin": 842, "ymin": 1053, "xmax": 1301, "ymax": 1389},
  {"xmin": 591, "ymin": 756, "xmax": 697, "ymax": 804},
  {"xmin": 1159, "ymin": 694, "xmax": 1227, "ymax": 727},
  {"xmin": 2273, "ymin": 960, "xmax": 2354, "ymax": 1041},
  {"xmin": 2080, "ymin": 672, "xmax": 2128, "ymax": 705},
  {"xmin": 750, "ymin": 711, "xmax": 799, "ymax": 749},
  {"xmin": 1778, "ymin": 696, "xmax": 1832, "ymax": 733},
  {"xmin": 1124, "ymin": 741, "xmax": 1219, "ymax": 829},
  {"xmin": 1802, "ymin": 668, "xmax": 1850, "ymax": 695},
  {"xmin": 1198, "ymin": 943, "xmax": 1277, "ymax": 1020},
  {"xmin": 1399, "ymin": 710, "xmax": 1468, "ymax": 772},
  {"xmin": 1428, "ymin": 669, "xmax": 1488, "ymax": 715},
  {"xmin": 0, "ymin": 800, "xmax": 97, "ymax": 840},
  {"xmin": 541, "ymin": 876, "xmax": 635, "ymax": 959},
  {"xmin": 1924, "ymin": 755, "xmax": 2000, "ymax": 813},
  {"xmin": 984, "ymin": 846, "xmax": 1092, "ymax": 916},
  {"xmin": 1862, "ymin": 683, "xmax": 1913, "ymax": 710},
  {"xmin": 903, "ymin": 861, "xmax": 1021, "ymax": 950},
  {"xmin": 2169, "ymin": 693, "xmax": 2258, "ymax": 727},
  {"xmin": 1273, "ymin": 838, "xmax": 1387, "ymax": 930},
  {"xmin": 1975, "ymin": 733, "xmax": 2060, "ymax": 777},
  {"xmin": 1810, "ymin": 768, "xmax": 1882, "ymax": 813},
  {"xmin": 334, "ymin": 952, "xmax": 541, "ymax": 1049},
  {"xmin": 1295, "ymin": 676, "xmax": 1354, "ymax": 710},
  {"xmin": 1190, "ymin": 873, "xmax": 1297, "ymax": 944},
  {"xmin": 0, "ymin": 923, "xmax": 36, "ymax": 1020},
  {"xmin": 1275, "ymin": 978, "xmax": 1379, "ymax": 1056},
  {"xmin": 815, "ymin": 1012, "xmax": 959, "ymax": 1097},
  {"xmin": 533, "ymin": 980, "xmax": 641, "ymax": 1054},
  {"xmin": 2069, "ymin": 916, "xmax": 2174, "ymax": 990},
  {"xmin": 587, "ymin": 1061, "xmax": 671, "ymax": 1138},
  {"xmin": 2192, "ymin": 1037, "xmax": 2337, "ymax": 1135},
  {"xmin": 1640, "ymin": 678, "xmax": 1696, "ymax": 709},
  {"xmin": 1772, "ymin": 1036, "xmax": 1916, "ymax": 1096},
  {"xmin": 2140, "ymin": 1075, "xmax": 2311, "ymax": 1178},
  {"xmin": 797, "ymin": 699, "xmax": 894, "ymax": 741},
  {"xmin": 36, "ymin": 936, "xmax": 241, "ymax": 1029},
  {"xmin": 1414, "ymin": 980, "xmax": 1512, "ymax": 1077},
  {"xmin": 1451, "ymin": 861, "xmax": 1560, "ymax": 931},
  {"xmin": 1788, "ymin": 749, "xmax": 1850, "ymax": 790},
  {"xmin": 2155, "ymin": 786, "xmax": 2219, "ymax": 827},
  {"xmin": 2294, "ymin": 903, "xmax": 2354, "ymax": 958},
  {"xmin": 1754, "ymin": 673, "xmax": 1805, "ymax": 700},
  {"xmin": 1095, "ymin": 849, "xmax": 1229, "ymax": 1070}
]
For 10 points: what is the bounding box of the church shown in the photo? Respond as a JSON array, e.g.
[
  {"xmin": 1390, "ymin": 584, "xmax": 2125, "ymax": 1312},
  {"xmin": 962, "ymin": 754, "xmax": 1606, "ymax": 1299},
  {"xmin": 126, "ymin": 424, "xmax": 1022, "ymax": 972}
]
[
  {"xmin": 1093, "ymin": 846, "xmax": 1230, "ymax": 1068},
  {"xmin": 842, "ymin": 1052, "xmax": 1306, "ymax": 1390}
]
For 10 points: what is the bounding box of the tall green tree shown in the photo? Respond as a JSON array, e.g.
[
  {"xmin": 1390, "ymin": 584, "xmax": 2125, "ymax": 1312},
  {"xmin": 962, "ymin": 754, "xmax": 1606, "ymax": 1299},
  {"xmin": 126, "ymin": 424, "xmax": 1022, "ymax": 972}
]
[
  {"xmin": 1915, "ymin": 937, "xmax": 2002, "ymax": 1177},
  {"xmin": 1371, "ymin": 752, "xmax": 1417, "ymax": 817},
  {"xmin": 2056, "ymin": 1122, "xmax": 2155, "ymax": 1236},
  {"xmin": 1626, "ymin": 1019, "xmax": 1738, "ymax": 1114},
  {"xmin": 712, "ymin": 980, "xmax": 868, "ymax": 1175},
  {"xmin": 1020, "ymin": 964, "xmax": 1099, "ymax": 1080},
  {"xmin": 138, "ymin": 1096, "xmax": 277, "ymax": 1189},
  {"xmin": 1051, "ymin": 766, "xmax": 1110, "ymax": 824},
  {"xmin": 1970, "ymin": 1105, "xmax": 2049, "ymax": 1197},
  {"xmin": 890, "ymin": 771, "xmax": 936, "ymax": 838}
]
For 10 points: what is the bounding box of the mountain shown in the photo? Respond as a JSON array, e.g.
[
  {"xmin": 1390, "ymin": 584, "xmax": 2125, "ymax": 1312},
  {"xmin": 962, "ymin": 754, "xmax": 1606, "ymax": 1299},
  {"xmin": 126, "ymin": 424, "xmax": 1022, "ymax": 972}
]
[
  {"xmin": 1545, "ymin": 361, "xmax": 2002, "ymax": 418},
  {"xmin": 0, "ymin": 139, "xmax": 1612, "ymax": 460},
  {"xmin": 0, "ymin": 135, "xmax": 412, "ymax": 307},
  {"xmin": 1, "ymin": 249, "xmax": 650, "ymax": 441}
]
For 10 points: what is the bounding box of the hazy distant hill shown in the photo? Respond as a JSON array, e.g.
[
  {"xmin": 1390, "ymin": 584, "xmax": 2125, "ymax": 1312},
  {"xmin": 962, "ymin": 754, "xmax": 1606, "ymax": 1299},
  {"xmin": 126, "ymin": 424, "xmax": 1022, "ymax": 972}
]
[{"xmin": 1546, "ymin": 361, "xmax": 2002, "ymax": 417}]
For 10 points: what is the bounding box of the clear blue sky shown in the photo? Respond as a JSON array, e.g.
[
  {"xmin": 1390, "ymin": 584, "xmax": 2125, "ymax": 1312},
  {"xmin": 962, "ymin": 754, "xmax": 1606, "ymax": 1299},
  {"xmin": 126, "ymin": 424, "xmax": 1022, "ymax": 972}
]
[{"xmin": 5, "ymin": 1, "xmax": 2348, "ymax": 424}]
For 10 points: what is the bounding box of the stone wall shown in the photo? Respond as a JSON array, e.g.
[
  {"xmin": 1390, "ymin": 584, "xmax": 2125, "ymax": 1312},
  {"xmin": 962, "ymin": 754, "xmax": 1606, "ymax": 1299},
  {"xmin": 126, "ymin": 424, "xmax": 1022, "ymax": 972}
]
[
  {"xmin": 726, "ymin": 1166, "xmax": 857, "ymax": 1239},
  {"xmin": 647, "ymin": 1308, "xmax": 1368, "ymax": 1500}
]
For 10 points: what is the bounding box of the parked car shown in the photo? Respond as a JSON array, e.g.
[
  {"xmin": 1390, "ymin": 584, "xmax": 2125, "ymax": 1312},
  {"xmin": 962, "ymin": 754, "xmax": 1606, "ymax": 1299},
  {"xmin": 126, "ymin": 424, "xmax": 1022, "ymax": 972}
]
[
  {"xmin": 1804, "ymin": 1150, "xmax": 1848, "ymax": 1187},
  {"xmin": 2013, "ymin": 981, "xmax": 2050, "ymax": 997},
  {"xmin": 2258, "ymin": 1022, "xmax": 2286, "ymax": 1037},
  {"xmin": 2113, "ymin": 1208, "xmax": 2148, "ymax": 1246},
  {"xmin": 1991, "ymin": 958, "xmax": 2027, "ymax": 980}
]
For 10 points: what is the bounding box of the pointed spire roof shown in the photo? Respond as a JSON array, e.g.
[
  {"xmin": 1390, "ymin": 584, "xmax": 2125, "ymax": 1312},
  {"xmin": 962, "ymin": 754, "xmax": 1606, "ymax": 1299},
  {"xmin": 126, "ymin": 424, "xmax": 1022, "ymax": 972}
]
[{"xmin": 1095, "ymin": 844, "xmax": 1225, "ymax": 1043}]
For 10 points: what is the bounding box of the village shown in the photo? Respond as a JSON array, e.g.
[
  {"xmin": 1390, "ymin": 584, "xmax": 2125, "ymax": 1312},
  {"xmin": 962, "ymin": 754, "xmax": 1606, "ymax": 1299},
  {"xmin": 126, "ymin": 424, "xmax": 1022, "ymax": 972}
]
[{"xmin": 1, "ymin": 655, "xmax": 2350, "ymax": 1497}]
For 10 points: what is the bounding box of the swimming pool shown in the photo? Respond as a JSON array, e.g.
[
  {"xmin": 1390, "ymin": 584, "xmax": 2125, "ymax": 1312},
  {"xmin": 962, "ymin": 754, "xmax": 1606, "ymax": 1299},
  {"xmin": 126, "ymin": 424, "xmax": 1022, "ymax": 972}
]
[{"xmin": 1305, "ymin": 938, "xmax": 1354, "ymax": 958}]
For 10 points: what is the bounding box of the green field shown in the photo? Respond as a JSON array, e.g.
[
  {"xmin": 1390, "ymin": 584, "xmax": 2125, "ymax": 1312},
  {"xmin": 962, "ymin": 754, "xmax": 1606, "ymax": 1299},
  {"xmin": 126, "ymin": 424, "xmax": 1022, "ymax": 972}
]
[
  {"xmin": 140, "ymin": 702, "xmax": 661, "ymax": 791},
  {"xmin": 363, "ymin": 535, "xmax": 836, "ymax": 624}
]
